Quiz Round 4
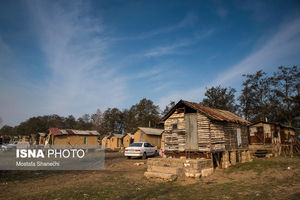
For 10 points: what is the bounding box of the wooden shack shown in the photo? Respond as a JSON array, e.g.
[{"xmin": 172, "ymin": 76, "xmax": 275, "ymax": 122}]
[
  {"xmin": 161, "ymin": 100, "xmax": 251, "ymax": 168},
  {"xmin": 123, "ymin": 133, "xmax": 134, "ymax": 148},
  {"xmin": 133, "ymin": 127, "xmax": 163, "ymax": 148},
  {"xmin": 46, "ymin": 128, "xmax": 99, "ymax": 147},
  {"xmin": 109, "ymin": 134, "xmax": 124, "ymax": 150},
  {"xmin": 101, "ymin": 133, "xmax": 124, "ymax": 150},
  {"xmin": 249, "ymin": 121, "xmax": 297, "ymax": 156},
  {"xmin": 101, "ymin": 136, "xmax": 109, "ymax": 149},
  {"xmin": 38, "ymin": 133, "xmax": 47, "ymax": 145}
]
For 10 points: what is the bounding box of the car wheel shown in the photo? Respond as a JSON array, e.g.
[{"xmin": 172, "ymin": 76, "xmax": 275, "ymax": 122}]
[
  {"xmin": 142, "ymin": 152, "xmax": 147, "ymax": 159},
  {"xmin": 127, "ymin": 156, "xmax": 131, "ymax": 159}
]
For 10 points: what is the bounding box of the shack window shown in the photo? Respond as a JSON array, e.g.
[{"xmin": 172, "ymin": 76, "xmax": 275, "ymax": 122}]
[
  {"xmin": 274, "ymin": 125, "xmax": 278, "ymax": 138},
  {"xmin": 237, "ymin": 128, "xmax": 242, "ymax": 147},
  {"xmin": 172, "ymin": 124, "xmax": 178, "ymax": 129},
  {"xmin": 84, "ymin": 136, "xmax": 87, "ymax": 144}
]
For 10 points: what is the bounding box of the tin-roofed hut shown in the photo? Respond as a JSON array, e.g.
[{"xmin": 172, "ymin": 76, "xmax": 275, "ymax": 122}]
[{"xmin": 161, "ymin": 100, "xmax": 251, "ymax": 168}]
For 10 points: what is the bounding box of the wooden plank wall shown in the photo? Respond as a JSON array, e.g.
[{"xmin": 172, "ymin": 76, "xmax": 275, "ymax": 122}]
[
  {"xmin": 164, "ymin": 111, "xmax": 249, "ymax": 152},
  {"xmin": 197, "ymin": 113, "xmax": 211, "ymax": 151},
  {"xmin": 164, "ymin": 112, "xmax": 185, "ymax": 151}
]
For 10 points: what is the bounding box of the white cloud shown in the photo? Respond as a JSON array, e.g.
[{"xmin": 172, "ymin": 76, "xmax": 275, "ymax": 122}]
[
  {"xmin": 26, "ymin": 1, "xmax": 128, "ymax": 114},
  {"xmin": 0, "ymin": 1, "xmax": 129, "ymax": 126},
  {"xmin": 145, "ymin": 29, "xmax": 215, "ymax": 57},
  {"xmin": 113, "ymin": 11, "xmax": 198, "ymax": 41},
  {"xmin": 157, "ymin": 17, "xmax": 300, "ymax": 107}
]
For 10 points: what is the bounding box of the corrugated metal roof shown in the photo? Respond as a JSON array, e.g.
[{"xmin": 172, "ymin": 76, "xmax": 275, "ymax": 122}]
[
  {"xmin": 138, "ymin": 127, "xmax": 164, "ymax": 136},
  {"xmin": 250, "ymin": 121, "xmax": 295, "ymax": 130},
  {"xmin": 161, "ymin": 100, "xmax": 249, "ymax": 125},
  {"xmin": 183, "ymin": 101, "xmax": 250, "ymax": 125},
  {"xmin": 49, "ymin": 128, "xmax": 63, "ymax": 136},
  {"xmin": 49, "ymin": 128, "xmax": 100, "ymax": 136}
]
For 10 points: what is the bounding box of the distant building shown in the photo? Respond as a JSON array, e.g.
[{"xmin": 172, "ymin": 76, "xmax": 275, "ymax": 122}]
[
  {"xmin": 123, "ymin": 133, "xmax": 134, "ymax": 148},
  {"xmin": 38, "ymin": 132, "xmax": 47, "ymax": 145},
  {"xmin": 133, "ymin": 127, "xmax": 164, "ymax": 148},
  {"xmin": 47, "ymin": 128, "xmax": 100, "ymax": 147},
  {"xmin": 249, "ymin": 121, "xmax": 296, "ymax": 155},
  {"xmin": 101, "ymin": 133, "xmax": 124, "ymax": 150},
  {"xmin": 161, "ymin": 100, "xmax": 250, "ymax": 168}
]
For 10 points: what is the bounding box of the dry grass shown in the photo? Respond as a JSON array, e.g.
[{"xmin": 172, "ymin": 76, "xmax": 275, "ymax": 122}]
[{"xmin": 1, "ymin": 153, "xmax": 300, "ymax": 200}]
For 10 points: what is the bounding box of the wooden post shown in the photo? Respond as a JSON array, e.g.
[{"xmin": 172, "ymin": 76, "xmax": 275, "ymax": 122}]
[
  {"xmin": 241, "ymin": 151, "xmax": 247, "ymax": 163},
  {"xmin": 222, "ymin": 151, "xmax": 230, "ymax": 169},
  {"xmin": 230, "ymin": 151, "xmax": 236, "ymax": 165}
]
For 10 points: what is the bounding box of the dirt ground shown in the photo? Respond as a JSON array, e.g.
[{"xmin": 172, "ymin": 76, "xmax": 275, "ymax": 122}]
[{"xmin": 1, "ymin": 152, "xmax": 300, "ymax": 200}]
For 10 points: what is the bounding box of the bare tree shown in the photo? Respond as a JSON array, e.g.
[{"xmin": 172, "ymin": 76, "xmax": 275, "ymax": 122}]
[{"xmin": 91, "ymin": 109, "xmax": 103, "ymax": 127}]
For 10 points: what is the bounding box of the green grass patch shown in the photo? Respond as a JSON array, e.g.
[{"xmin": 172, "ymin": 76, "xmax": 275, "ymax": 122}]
[{"xmin": 225, "ymin": 159, "xmax": 293, "ymax": 175}]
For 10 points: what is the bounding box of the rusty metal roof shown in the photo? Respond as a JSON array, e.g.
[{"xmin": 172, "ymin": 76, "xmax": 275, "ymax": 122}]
[
  {"xmin": 161, "ymin": 100, "xmax": 250, "ymax": 125},
  {"xmin": 184, "ymin": 101, "xmax": 249, "ymax": 124},
  {"xmin": 49, "ymin": 128, "xmax": 100, "ymax": 136}
]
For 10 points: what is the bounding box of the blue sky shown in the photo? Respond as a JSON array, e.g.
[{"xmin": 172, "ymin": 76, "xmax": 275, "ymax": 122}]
[{"xmin": 0, "ymin": 0, "xmax": 300, "ymax": 126}]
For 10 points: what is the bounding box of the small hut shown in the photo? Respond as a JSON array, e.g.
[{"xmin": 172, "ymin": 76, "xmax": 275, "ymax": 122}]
[
  {"xmin": 109, "ymin": 134, "xmax": 124, "ymax": 150},
  {"xmin": 38, "ymin": 133, "xmax": 47, "ymax": 145},
  {"xmin": 123, "ymin": 133, "xmax": 134, "ymax": 148},
  {"xmin": 133, "ymin": 127, "xmax": 164, "ymax": 148},
  {"xmin": 101, "ymin": 133, "xmax": 124, "ymax": 150},
  {"xmin": 46, "ymin": 128, "xmax": 100, "ymax": 147},
  {"xmin": 249, "ymin": 121, "xmax": 297, "ymax": 156},
  {"xmin": 161, "ymin": 100, "xmax": 251, "ymax": 168}
]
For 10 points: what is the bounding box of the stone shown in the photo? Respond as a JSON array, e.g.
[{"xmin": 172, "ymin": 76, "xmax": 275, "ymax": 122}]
[
  {"xmin": 144, "ymin": 171, "xmax": 177, "ymax": 181},
  {"xmin": 201, "ymin": 168, "xmax": 214, "ymax": 177}
]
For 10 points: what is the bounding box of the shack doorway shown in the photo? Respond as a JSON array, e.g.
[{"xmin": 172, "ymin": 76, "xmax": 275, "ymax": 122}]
[
  {"xmin": 185, "ymin": 113, "xmax": 198, "ymax": 150},
  {"xmin": 212, "ymin": 152, "xmax": 223, "ymax": 168}
]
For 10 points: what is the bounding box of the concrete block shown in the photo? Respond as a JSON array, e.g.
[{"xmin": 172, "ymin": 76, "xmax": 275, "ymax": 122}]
[
  {"xmin": 201, "ymin": 168, "xmax": 214, "ymax": 177},
  {"xmin": 148, "ymin": 165, "xmax": 181, "ymax": 175},
  {"xmin": 144, "ymin": 171, "xmax": 177, "ymax": 181}
]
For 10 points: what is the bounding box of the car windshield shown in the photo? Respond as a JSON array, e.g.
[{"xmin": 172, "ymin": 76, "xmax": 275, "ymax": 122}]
[{"xmin": 129, "ymin": 143, "xmax": 143, "ymax": 147}]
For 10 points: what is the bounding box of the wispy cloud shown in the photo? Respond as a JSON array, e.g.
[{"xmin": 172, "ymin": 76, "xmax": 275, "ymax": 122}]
[
  {"xmin": 0, "ymin": 1, "xmax": 129, "ymax": 126},
  {"xmin": 113, "ymin": 11, "xmax": 198, "ymax": 41},
  {"xmin": 158, "ymin": 17, "xmax": 300, "ymax": 107},
  {"xmin": 27, "ymin": 1, "xmax": 128, "ymax": 115},
  {"xmin": 145, "ymin": 29, "xmax": 215, "ymax": 57}
]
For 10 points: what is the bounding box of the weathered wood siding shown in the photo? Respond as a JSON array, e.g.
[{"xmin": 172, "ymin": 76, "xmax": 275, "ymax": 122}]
[
  {"xmin": 197, "ymin": 113, "xmax": 211, "ymax": 151},
  {"xmin": 164, "ymin": 111, "xmax": 249, "ymax": 152},
  {"xmin": 164, "ymin": 112, "xmax": 185, "ymax": 151}
]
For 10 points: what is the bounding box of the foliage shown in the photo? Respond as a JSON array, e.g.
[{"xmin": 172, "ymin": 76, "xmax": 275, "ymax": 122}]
[
  {"xmin": 239, "ymin": 66, "xmax": 300, "ymax": 124},
  {"xmin": 1, "ymin": 66, "xmax": 299, "ymax": 136},
  {"xmin": 239, "ymin": 70, "xmax": 271, "ymax": 121},
  {"xmin": 200, "ymin": 85, "xmax": 238, "ymax": 113},
  {"xmin": 0, "ymin": 114, "xmax": 94, "ymax": 136},
  {"xmin": 270, "ymin": 66, "xmax": 300, "ymax": 125},
  {"xmin": 124, "ymin": 98, "xmax": 161, "ymax": 133},
  {"xmin": 162, "ymin": 101, "xmax": 176, "ymax": 117}
]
